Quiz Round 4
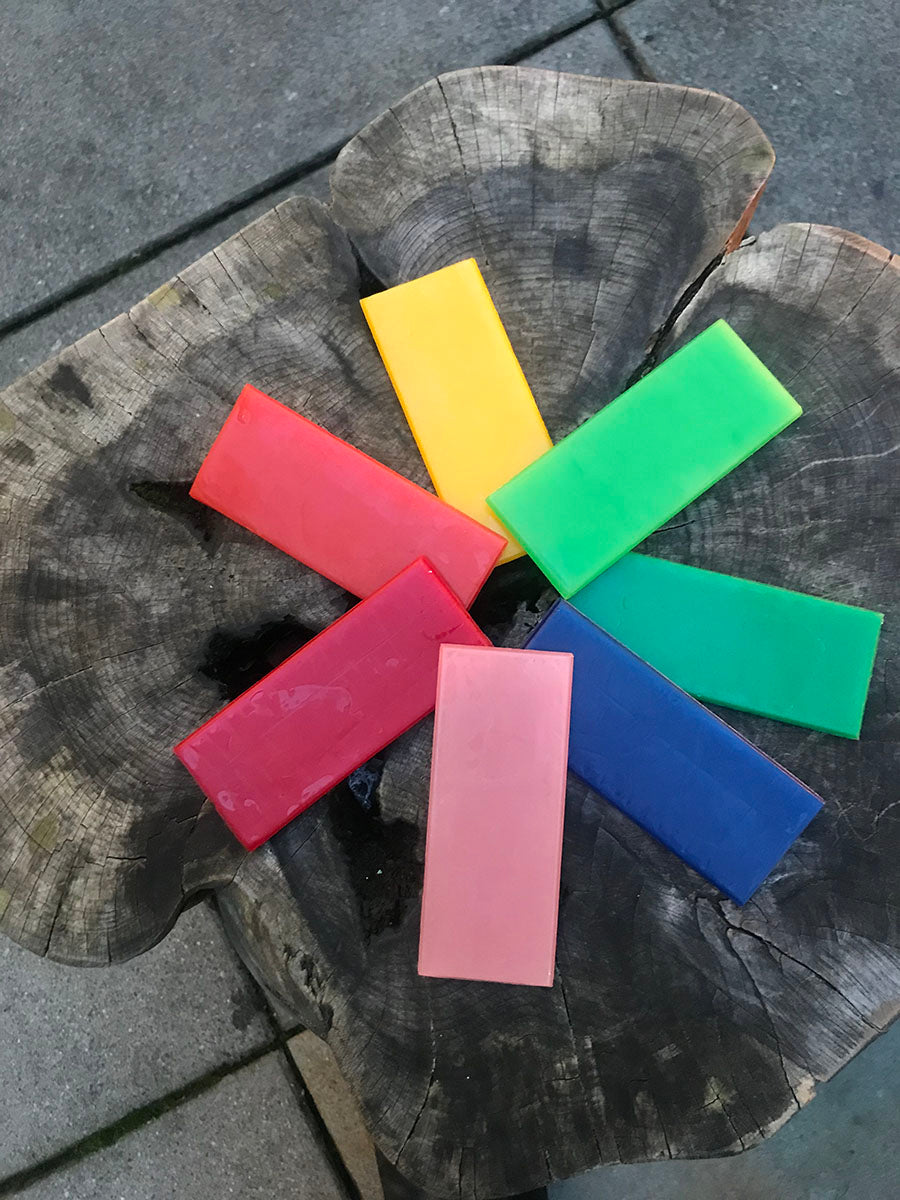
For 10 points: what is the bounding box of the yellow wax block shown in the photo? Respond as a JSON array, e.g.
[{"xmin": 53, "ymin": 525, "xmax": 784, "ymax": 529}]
[{"xmin": 360, "ymin": 259, "xmax": 552, "ymax": 562}]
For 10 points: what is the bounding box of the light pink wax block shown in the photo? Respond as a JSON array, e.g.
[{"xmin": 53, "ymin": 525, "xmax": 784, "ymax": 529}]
[{"xmin": 418, "ymin": 644, "xmax": 574, "ymax": 986}]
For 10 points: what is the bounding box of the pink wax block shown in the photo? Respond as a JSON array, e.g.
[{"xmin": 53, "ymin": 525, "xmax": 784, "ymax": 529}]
[
  {"xmin": 174, "ymin": 559, "xmax": 491, "ymax": 851},
  {"xmin": 190, "ymin": 385, "xmax": 506, "ymax": 604},
  {"xmin": 418, "ymin": 644, "xmax": 574, "ymax": 986}
]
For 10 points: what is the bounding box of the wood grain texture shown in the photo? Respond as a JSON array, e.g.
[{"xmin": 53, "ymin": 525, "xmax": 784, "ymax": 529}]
[
  {"xmin": 220, "ymin": 222, "xmax": 900, "ymax": 1198},
  {"xmin": 331, "ymin": 66, "xmax": 774, "ymax": 432},
  {"xmin": 0, "ymin": 195, "xmax": 422, "ymax": 963},
  {"xmin": 1, "ymin": 65, "xmax": 897, "ymax": 1198}
]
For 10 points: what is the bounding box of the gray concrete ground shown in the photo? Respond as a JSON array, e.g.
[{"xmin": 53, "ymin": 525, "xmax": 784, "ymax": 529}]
[
  {"xmin": 0, "ymin": 902, "xmax": 271, "ymax": 1178},
  {"xmin": 1, "ymin": 2, "xmax": 897, "ymax": 1197},
  {"xmin": 10, "ymin": 1055, "xmax": 346, "ymax": 1200}
]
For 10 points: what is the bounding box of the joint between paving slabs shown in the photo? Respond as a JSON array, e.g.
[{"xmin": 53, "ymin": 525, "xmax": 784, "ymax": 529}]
[
  {"xmin": 214, "ymin": 899, "xmax": 364, "ymax": 1199},
  {"xmin": 0, "ymin": 1043, "xmax": 278, "ymax": 1199},
  {"xmin": 605, "ymin": 9, "xmax": 658, "ymax": 81},
  {"xmin": 0, "ymin": 13, "xmax": 635, "ymax": 348},
  {"xmin": 0, "ymin": 135, "xmax": 344, "ymax": 343},
  {"xmin": 0, "ymin": 899, "xmax": 358, "ymax": 1200},
  {"xmin": 499, "ymin": 9, "xmax": 604, "ymax": 66}
]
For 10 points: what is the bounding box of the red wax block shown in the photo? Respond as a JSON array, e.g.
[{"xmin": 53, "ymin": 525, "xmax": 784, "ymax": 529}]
[
  {"xmin": 190, "ymin": 385, "xmax": 506, "ymax": 604},
  {"xmin": 174, "ymin": 559, "xmax": 491, "ymax": 851},
  {"xmin": 418, "ymin": 644, "xmax": 574, "ymax": 987}
]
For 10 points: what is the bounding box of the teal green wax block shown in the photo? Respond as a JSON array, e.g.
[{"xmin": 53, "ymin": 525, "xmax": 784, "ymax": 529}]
[
  {"xmin": 572, "ymin": 553, "xmax": 884, "ymax": 738},
  {"xmin": 487, "ymin": 320, "xmax": 802, "ymax": 597}
]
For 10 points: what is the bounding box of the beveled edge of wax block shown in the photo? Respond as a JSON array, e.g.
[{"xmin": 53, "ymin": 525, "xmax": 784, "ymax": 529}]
[
  {"xmin": 844, "ymin": 608, "xmax": 886, "ymax": 738},
  {"xmin": 487, "ymin": 320, "xmax": 805, "ymax": 596},
  {"xmin": 188, "ymin": 384, "xmax": 508, "ymax": 606},
  {"xmin": 436, "ymin": 641, "xmax": 576, "ymax": 668},
  {"xmin": 571, "ymin": 553, "xmax": 886, "ymax": 739},
  {"xmin": 701, "ymin": 319, "xmax": 803, "ymax": 419},
  {"xmin": 174, "ymin": 557, "xmax": 492, "ymax": 851}
]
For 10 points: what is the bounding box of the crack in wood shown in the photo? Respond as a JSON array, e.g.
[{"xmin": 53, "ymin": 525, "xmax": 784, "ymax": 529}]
[{"xmin": 715, "ymin": 903, "xmax": 881, "ymax": 1033}]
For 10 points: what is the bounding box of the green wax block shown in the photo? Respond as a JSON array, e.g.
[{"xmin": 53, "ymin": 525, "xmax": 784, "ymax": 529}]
[
  {"xmin": 572, "ymin": 553, "xmax": 884, "ymax": 738},
  {"xmin": 487, "ymin": 320, "xmax": 802, "ymax": 597}
]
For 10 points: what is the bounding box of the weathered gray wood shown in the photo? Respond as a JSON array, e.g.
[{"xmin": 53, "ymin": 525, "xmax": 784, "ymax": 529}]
[
  {"xmin": 331, "ymin": 66, "xmax": 773, "ymax": 432},
  {"xmin": 0, "ymin": 196, "xmax": 414, "ymax": 963},
  {"xmin": 1, "ymin": 66, "xmax": 897, "ymax": 1200}
]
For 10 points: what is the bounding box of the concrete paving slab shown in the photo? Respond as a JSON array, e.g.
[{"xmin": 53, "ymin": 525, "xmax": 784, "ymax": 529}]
[
  {"xmin": 617, "ymin": 0, "xmax": 900, "ymax": 251},
  {"xmin": 0, "ymin": 167, "xmax": 330, "ymax": 390},
  {"xmin": 0, "ymin": 901, "xmax": 271, "ymax": 1179},
  {"xmin": 523, "ymin": 19, "xmax": 635, "ymax": 77},
  {"xmin": 0, "ymin": 18, "xmax": 634, "ymax": 394},
  {"xmin": 8, "ymin": 1052, "xmax": 345, "ymax": 1199},
  {"xmin": 1, "ymin": 0, "xmax": 592, "ymax": 327},
  {"xmin": 550, "ymin": 1017, "xmax": 900, "ymax": 1199}
]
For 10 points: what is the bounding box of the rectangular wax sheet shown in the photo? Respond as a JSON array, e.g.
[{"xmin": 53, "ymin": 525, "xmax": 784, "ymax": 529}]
[
  {"xmin": 525, "ymin": 602, "xmax": 823, "ymax": 904},
  {"xmin": 190, "ymin": 385, "xmax": 506, "ymax": 605},
  {"xmin": 418, "ymin": 644, "xmax": 573, "ymax": 986},
  {"xmin": 488, "ymin": 320, "xmax": 802, "ymax": 596},
  {"xmin": 174, "ymin": 559, "xmax": 490, "ymax": 851},
  {"xmin": 572, "ymin": 553, "xmax": 884, "ymax": 738},
  {"xmin": 360, "ymin": 258, "xmax": 553, "ymax": 562}
]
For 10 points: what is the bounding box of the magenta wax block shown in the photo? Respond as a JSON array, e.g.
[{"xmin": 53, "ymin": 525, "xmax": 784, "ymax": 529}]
[
  {"xmin": 190, "ymin": 385, "xmax": 506, "ymax": 604},
  {"xmin": 418, "ymin": 644, "xmax": 574, "ymax": 987},
  {"xmin": 174, "ymin": 559, "xmax": 491, "ymax": 851}
]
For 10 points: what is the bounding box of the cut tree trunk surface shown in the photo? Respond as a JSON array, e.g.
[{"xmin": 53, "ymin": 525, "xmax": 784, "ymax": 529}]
[{"xmin": 1, "ymin": 68, "xmax": 897, "ymax": 1199}]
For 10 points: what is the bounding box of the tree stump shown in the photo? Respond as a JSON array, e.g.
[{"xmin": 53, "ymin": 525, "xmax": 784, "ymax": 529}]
[{"xmin": 1, "ymin": 68, "xmax": 897, "ymax": 1198}]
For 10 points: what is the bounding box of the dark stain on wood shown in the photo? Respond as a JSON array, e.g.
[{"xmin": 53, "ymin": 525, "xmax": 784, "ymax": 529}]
[
  {"xmin": 328, "ymin": 782, "xmax": 420, "ymax": 942},
  {"xmin": 46, "ymin": 363, "xmax": 92, "ymax": 408},
  {"xmin": 2, "ymin": 440, "xmax": 35, "ymax": 466},
  {"xmin": 198, "ymin": 614, "xmax": 320, "ymax": 702},
  {"xmin": 470, "ymin": 554, "xmax": 550, "ymax": 637},
  {"xmin": 552, "ymin": 232, "xmax": 596, "ymax": 275},
  {"xmin": 129, "ymin": 479, "xmax": 221, "ymax": 550},
  {"xmin": 23, "ymin": 563, "xmax": 103, "ymax": 607},
  {"xmin": 15, "ymin": 696, "xmax": 69, "ymax": 770}
]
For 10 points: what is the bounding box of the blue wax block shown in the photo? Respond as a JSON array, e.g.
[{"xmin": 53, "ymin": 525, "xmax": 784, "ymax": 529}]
[{"xmin": 525, "ymin": 602, "xmax": 823, "ymax": 903}]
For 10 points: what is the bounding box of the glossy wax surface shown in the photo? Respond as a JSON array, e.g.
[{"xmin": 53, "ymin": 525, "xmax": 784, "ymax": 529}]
[
  {"xmin": 418, "ymin": 645, "xmax": 573, "ymax": 986},
  {"xmin": 525, "ymin": 602, "xmax": 823, "ymax": 904},
  {"xmin": 572, "ymin": 553, "xmax": 884, "ymax": 738},
  {"xmin": 190, "ymin": 385, "xmax": 505, "ymax": 604},
  {"xmin": 174, "ymin": 559, "xmax": 491, "ymax": 851},
  {"xmin": 488, "ymin": 321, "xmax": 803, "ymax": 596},
  {"xmin": 360, "ymin": 258, "xmax": 553, "ymax": 561}
]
